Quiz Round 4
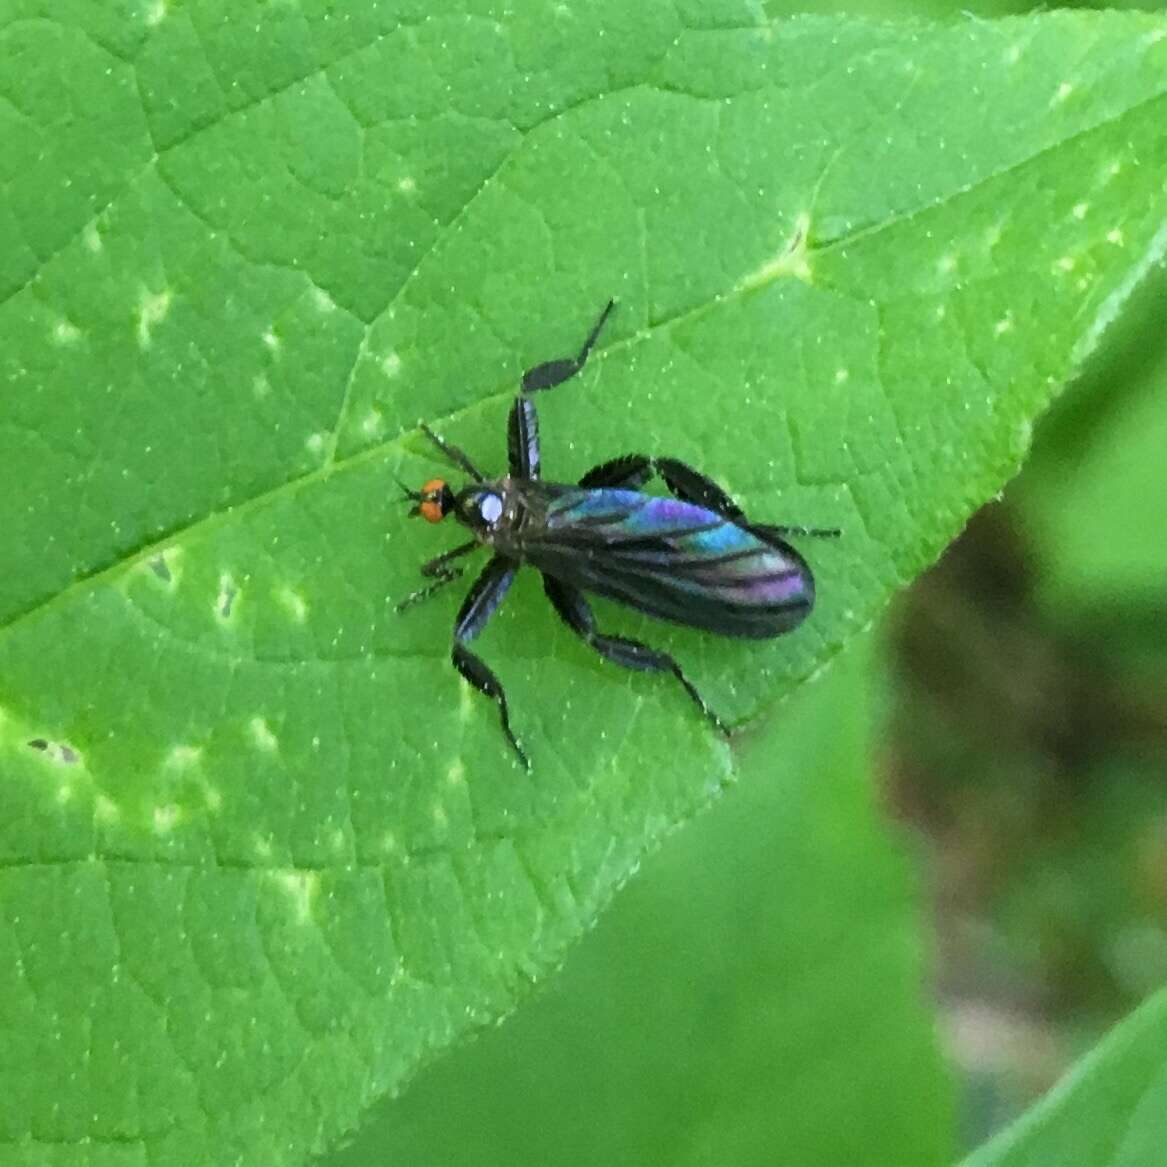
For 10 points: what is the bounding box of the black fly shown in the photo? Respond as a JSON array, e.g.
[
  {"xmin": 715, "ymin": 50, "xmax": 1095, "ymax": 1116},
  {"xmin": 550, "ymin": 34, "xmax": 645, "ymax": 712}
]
[{"xmin": 398, "ymin": 302, "xmax": 837, "ymax": 768}]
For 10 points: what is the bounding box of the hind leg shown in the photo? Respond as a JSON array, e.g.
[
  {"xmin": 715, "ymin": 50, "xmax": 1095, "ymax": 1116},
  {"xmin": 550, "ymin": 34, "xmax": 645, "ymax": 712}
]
[{"xmin": 542, "ymin": 575, "xmax": 728, "ymax": 735}]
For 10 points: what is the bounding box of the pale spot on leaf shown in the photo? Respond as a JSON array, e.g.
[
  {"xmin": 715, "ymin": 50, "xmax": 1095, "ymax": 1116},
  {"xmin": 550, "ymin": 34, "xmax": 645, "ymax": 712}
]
[
  {"xmin": 249, "ymin": 717, "xmax": 279, "ymax": 752},
  {"xmin": 216, "ymin": 574, "xmax": 238, "ymax": 620},
  {"xmin": 137, "ymin": 289, "xmax": 172, "ymax": 349},
  {"xmin": 273, "ymin": 871, "xmax": 318, "ymax": 923},
  {"xmin": 153, "ymin": 804, "xmax": 180, "ymax": 833},
  {"xmin": 166, "ymin": 744, "xmax": 202, "ymax": 769},
  {"xmin": 54, "ymin": 321, "xmax": 81, "ymax": 345},
  {"xmin": 276, "ymin": 587, "xmax": 308, "ymax": 623},
  {"xmin": 737, "ymin": 212, "xmax": 813, "ymax": 291},
  {"xmin": 95, "ymin": 795, "xmax": 120, "ymax": 824},
  {"xmin": 381, "ymin": 352, "xmax": 402, "ymax": 378}
]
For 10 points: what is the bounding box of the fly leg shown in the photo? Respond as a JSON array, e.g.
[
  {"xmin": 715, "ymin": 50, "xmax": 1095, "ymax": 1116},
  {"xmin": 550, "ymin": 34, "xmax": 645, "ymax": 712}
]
[
  {"xmin": 654, "ymin": 457, "xmax": 747, "ymax": 520},
  {"xmin": 542, "ymin": 575, "xmax": 729, "ymax": 736},
  {"xmin": 508, "ymin": 396, "xmax": 540, "ymax": 479},
  {"xmin": 578, "ymin": 454, "xmax": 653, "ymax": 490},
  {"xmin": 655, "ymin": 457, "xmax": 840, "ymax": 540},
  {"xmin": 396, "ymin": 540, "xmax": 479, "ymax": 612},
  {"xmin": 521, "ymin": 300, "xmax": 616, "ymax": 393},
  {"xmin": 452, "ymin": 556, "xmax": 528, "ymax": 768},
  {"xmin": 510, "ymin": 301, "xmax": 617, "ymax": 477}
]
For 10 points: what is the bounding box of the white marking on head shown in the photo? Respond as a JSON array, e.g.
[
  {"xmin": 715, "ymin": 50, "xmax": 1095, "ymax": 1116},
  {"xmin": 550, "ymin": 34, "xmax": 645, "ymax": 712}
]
[{"xmin": 479, "ymin": 493, "xmax": 503, "ymax": 524}]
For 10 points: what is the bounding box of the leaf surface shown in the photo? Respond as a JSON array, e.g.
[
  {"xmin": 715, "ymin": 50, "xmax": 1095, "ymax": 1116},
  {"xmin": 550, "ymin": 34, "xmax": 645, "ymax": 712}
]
[
  {"xmin": 330, "ymin": 637, "xmax": 955, "ymax": 1167},
  {"xmin": 1, "ymin": 6, "xmax": 1165, "ymax": 1163}
]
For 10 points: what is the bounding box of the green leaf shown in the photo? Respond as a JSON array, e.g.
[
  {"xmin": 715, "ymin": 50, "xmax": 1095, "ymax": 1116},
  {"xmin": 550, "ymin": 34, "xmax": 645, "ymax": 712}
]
[
  {"xmin": 1, "ymin": 6, "xmax": 1165, "ymax": 1164},
  {"xmin": 961, "ymin": 989, "xmax": 1167, "ymax": 1167},
  {"xmin": 329, "ymin": 635, "xmax": 955, "ymax": 1167},
  {"xmin": 1022, "ymin": 261, "xmax": 1167, "ymax": 615}
]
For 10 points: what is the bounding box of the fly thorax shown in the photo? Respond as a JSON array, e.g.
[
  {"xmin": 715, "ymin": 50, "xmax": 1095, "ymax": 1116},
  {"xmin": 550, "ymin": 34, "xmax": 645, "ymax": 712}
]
[{"xmin": 457, "ymin": 482, "xmax": 516, "ymax": 540}]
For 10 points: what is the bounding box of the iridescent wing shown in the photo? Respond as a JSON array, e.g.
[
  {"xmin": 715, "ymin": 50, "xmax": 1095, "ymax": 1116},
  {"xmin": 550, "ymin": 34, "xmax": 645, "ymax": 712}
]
[{"xmin": 516, "ymin": 485, "xmax": 814, "ymax": 639}]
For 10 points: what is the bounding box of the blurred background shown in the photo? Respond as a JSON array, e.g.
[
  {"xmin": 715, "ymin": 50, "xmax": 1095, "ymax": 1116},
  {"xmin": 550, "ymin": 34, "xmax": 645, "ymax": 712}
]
[
  {"xmin": 322, "ymin": 3, "xmax": 1167, "ymax": 1163},
  {"xmin": 832, "ymin": 0, "xmax": 1167, "ymax": 1140},
  {"xmin": 889, "ymin": 222, "xmax": 1167, "ymax": 1137}
]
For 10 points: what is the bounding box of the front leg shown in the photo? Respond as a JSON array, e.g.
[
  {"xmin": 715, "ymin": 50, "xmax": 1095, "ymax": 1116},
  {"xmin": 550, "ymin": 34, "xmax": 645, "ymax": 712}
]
[
  {"xmin": 396, "ymin": 540, "xmax": 479, "ymax": 612},
  {"xmin": 452, "ymin": 556, "xmax": 527, "ymax": 768}
]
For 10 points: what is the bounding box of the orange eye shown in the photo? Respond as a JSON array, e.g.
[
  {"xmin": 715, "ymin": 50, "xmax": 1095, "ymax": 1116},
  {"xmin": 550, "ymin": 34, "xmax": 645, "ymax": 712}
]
[{"xmin": 419, "ymin": 478, "xmax": 448, "ymax": 523}]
